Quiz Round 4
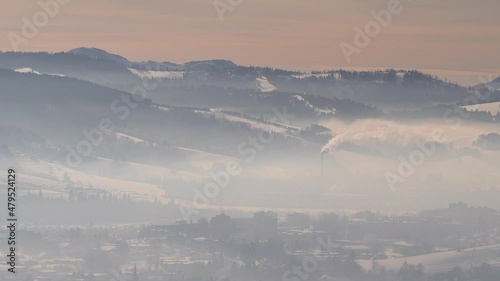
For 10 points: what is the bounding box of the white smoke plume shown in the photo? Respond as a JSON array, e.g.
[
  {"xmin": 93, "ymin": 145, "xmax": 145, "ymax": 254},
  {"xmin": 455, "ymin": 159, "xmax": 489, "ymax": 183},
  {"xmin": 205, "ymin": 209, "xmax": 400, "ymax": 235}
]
[
  {"xmin": 321, "ymin": 120, "xmax": 425, "ymax": 155},
  {"xmin": 321, "ymin": 134, "xmax": 345, "ymax": 154}
]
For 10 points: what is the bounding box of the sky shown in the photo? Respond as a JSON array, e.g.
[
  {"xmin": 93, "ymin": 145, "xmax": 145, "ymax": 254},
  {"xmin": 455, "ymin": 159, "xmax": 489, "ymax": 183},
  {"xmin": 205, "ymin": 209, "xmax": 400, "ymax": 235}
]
[{"xmin": 1, "ymin": 0, "xmax": 499, "ymax": 85}]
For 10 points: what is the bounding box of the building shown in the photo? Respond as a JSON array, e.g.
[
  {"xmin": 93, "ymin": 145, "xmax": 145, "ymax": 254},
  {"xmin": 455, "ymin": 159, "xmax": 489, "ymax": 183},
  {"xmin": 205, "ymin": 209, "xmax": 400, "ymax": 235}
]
[
  {"xmin": 210, "ymin": 213, "xmax": 233, "ymax": 241},
  {"xmin": 287, "ymin": 212, "xmax": 311, "ymax": 230},
  {"xmin": 253, "ymin": 211, "xmax": 278, "ymax": 241}
]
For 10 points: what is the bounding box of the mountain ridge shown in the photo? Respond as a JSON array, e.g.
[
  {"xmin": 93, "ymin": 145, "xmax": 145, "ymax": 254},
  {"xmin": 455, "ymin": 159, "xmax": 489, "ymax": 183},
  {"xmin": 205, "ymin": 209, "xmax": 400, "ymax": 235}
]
[
  {"xmin": 67, "ymin": 47, "xmax": 237, "ymax": 71},
  {"xmin": 68, "ymin": 47, "xmax": 130, "ymax": 65},
  {"xmin": 2, "ymin": 48, "xmax": 500, "ymax": 112}
]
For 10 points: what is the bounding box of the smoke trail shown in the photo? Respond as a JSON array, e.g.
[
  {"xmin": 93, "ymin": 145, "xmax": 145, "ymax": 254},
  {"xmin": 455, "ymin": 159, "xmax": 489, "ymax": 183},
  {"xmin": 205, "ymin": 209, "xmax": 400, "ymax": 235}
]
[
  {"xmin": 321, "ymin": 121, "xmax": 420, "ymax": 155},
  {"xmin": 321, "ymin": 134, "xmax": 345, "ymax": 154}
]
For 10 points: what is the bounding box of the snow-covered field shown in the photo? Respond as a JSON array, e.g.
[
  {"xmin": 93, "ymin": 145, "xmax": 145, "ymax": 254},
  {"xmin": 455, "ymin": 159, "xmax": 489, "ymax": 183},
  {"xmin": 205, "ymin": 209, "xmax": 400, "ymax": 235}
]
[
  {"xmin": 153, "ymin": 105, "xmax": 172, "ymax": 112},
  {"xmin": 10, "ymin": 155, "xmax": 167, "ymax": 202},
  {"xmin": 2, "ymin": 152, "xmax": 211, "ymax": 203},
  {"xmin": 176, "ymin": 146, "xmax": 238, "ymax": 170},
  {"xmin": 196, "ymin": 109, "xmax": 290, "ymax": 134},
  {"xmin": 14, "ymin": 67, "xmax": 65, "ymax": 77},
  {"xmin": 255, "ymin": 76, "xmax": 277, "ymax": 92},
  {"xmin": 463, "ymin": 101, "xmax": 500, "ymax": 115},
  {"xmin": 115, "ymin": 132, "xmax": 146, "ymax": 143},
  {"xmin": 358, "ymin": 244, "xmax": 500, "ymax": 273},
  {"xmin": 293, "ymin": 95, "xmax": 336, "ymax": 116},
  {"xmin": 128, "ymin": 68, "xmax": 184, "ymax": 79}
]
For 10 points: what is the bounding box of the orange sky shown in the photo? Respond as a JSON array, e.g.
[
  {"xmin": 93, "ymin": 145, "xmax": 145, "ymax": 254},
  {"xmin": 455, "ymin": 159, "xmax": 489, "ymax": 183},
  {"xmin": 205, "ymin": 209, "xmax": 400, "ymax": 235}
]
[{"xmin": 1, "ymin": 0, "xmax": 499, "ymax": 84}]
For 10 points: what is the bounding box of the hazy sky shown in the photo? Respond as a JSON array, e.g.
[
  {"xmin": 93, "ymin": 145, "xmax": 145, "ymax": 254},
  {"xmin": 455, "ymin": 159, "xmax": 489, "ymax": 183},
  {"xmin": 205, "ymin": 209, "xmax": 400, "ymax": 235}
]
[{"xmin": 1, "ymin": 0, "xmax": 499, "ymax": 84}]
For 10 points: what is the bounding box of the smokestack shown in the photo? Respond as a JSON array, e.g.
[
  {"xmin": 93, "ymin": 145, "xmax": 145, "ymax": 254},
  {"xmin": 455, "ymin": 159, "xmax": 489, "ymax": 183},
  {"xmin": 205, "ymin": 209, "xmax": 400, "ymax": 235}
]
[{"xmin": 321, "ymin": 152, "xmax": 324, "ymax": 177}]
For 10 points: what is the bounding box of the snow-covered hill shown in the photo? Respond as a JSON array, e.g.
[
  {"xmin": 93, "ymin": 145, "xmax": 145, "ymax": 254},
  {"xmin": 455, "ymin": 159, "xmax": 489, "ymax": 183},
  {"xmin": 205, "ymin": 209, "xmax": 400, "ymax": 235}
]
[{"xmin": 68, "ymin": 47, "xmax": 131, "ymax": 65}]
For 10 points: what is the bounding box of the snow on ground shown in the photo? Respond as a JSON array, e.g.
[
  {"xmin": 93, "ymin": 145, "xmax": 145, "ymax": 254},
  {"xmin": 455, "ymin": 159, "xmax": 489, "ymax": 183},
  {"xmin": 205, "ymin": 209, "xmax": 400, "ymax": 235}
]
[
  {"xmin": 128, "ymin": 68, "xmax": 184, "ymax": 79},
  {"xmin": 4, "ymin": 148, "xmax": 288, "ymax": 203},
  {"xmin": 292, "ymin": 95, "xmax": 336, "ymax": 116},
  {"xmin": 14, "ymin": 67, "xmax": 65, "ymax": 77},
  {"xmin": 255, "ymin": 76, "xmax": 277, "ymax": 92},
  {"xmin": 176, "ymin": 146, "xmax": 238, "ymax": 170},
  {"xmin": 313, "ymin": 106, "xmax": 336, "ymax": 115},
  {"xmin": 195, "ymin": 109, "xmax": 290, "ymax": 134},
  {"xmin": 292, "ymin": 73, "xmax": 333, "ymax": 79},
  {"xmin": 153, "ymin": 105, "xmax": 172, "ymax": 112},
  {"xmin": 217, "ymin": 114, "xmax": 288, "ymax": 133},
  {"xmin": 115, "ymin": 132, "xmax": 146, "ymax": 143},
  {"xmin": 15, "ymin": 67, "xmax": 41, "ymax": 75},
  {"xmin": 462, "ymin": 101, "xmax": 500, "ymax": 115},
  {"xmin": 294, "ymin": 95, "xmax": 305, "ymax": 102},
  {"xmin": 95, "ymin": 157, "xmax": 205, "ymax": 182},
  {"xmin": 12, "ymin": 155, "xmax": 167, "ymax": 202},
  {"xmin": 396, "ymin": 72, "xmax": 405, "ymax": 79},
  {"xmin": 358, "ymin": 244, "xmax": 500, "ymax": 274},
  {"xmin": 63, "ymin": 169, "xmax": 166, "ymax": 202}
]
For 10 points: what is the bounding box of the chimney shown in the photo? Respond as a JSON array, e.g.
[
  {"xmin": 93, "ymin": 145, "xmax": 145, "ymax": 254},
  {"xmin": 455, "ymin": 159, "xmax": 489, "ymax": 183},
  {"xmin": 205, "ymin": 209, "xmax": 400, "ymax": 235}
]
[{"xmin": 321, "ymin": 152, "xmax": 324, "ymax": 177}]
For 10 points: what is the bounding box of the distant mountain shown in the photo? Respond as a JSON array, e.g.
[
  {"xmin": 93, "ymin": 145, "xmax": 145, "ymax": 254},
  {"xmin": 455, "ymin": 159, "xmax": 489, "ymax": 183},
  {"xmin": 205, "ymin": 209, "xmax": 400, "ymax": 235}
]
[
  {"xmin": 477, "ymin": 76, "xmax": 500, "ymax": 91},
  {"xmin": 1, "ymin": 48, "xmax": 500, "ymax": 114},
  {"xmin": 0, "ymin": 68, "xmax": 136, "ymax": 132},
  {"xmin": 0, "ymin": 51, "xmax": 139, "ymax": 87},
  {"xmin": 135, "ymin": 60, "xmax": 181, "ymax": 70},
  {"xmin": 487, "ymin": 77, "xmax": 500, "ymax": 90},
  {"xmin": 184, "ymin": 59, "xmax": 236, "ymax": 71},
  {"xmin": 67, "ymin": 47, "xmax": 236, "ymax": 71},
  {"xmin": 0, "ymin": 69, "xmax": 321, "ymax": 155},
  {"xmin": 1, "ymin": 49, "xmax": 499, "ymax": 213},
  {"xmin": 68, "ymin": 47, "xmax": 130, "ymax": 65}
]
